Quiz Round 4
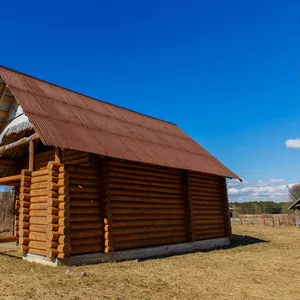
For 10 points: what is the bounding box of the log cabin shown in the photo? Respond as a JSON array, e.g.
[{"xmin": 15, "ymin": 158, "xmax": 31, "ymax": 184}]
[{"xmin": 0, "ymin": 65, "xmax": 240, "ymax": 266}]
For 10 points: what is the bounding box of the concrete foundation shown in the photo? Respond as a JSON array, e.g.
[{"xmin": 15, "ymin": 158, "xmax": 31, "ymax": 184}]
[{"xmin": 22, "ymin": 237, "xmax": 230, "ymax": 266}]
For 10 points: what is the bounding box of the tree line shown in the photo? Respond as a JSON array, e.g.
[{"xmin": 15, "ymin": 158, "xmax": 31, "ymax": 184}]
[{"xmin": 229, "ymin": 201, "xmax": 293, "ymax": 215}]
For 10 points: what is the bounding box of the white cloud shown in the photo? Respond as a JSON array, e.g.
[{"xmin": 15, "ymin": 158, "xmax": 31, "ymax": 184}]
[
  {"xmin": 227, "ymin": 177, "xmax": 248, "ymax": 187},
  {"xmin": 256, "ymin": 178, "xmax": 285, "ymax": 186},
  {"xmin": 228, "ymin": 183, "xmax": 296, "ymax": 202},
  {"xmin": 285, "ymin": 138, "xmax": 300, "ymax": 148}
]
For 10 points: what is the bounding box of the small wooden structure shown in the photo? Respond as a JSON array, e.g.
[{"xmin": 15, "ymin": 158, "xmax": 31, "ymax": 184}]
[
  {"xmin": 0, "ymin": 66, "xmax": 240, "ymax": 265},
  {"xmin": 289, "ymin": 199, "xmax": 300, "ymax": 227}
]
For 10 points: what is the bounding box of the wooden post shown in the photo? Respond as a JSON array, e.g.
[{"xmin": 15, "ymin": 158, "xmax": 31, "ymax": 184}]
[
  {"xmin": 0, "ymin": 85, "xmax": 7, "ymax": 105},
  {"xmin": 220, "ymin": 178, "xmax": 232, "ymax": 237},
  {"xmin": 55, "ymin": 148, "xmax": 62, "ymax": 163},
  {"xmin": 102, "ymin": 159, "xmax": 114, "ymax": 253},
  {"xmin": 29, "ymin": 141, "xmax": 34, "ymax": 171},
  {"xmin": 182, "ymin": 171, "xmax": 195, "ymax": 242}
]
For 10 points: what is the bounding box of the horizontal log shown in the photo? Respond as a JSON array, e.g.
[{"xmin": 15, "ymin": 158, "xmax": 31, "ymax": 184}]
[
  {"xmin": 108, "ymin": 219, "xmax": 186, "ymax": 229},
  {"xmin": 19, "ymin": 207, "xmax": 30, "ymax": 214},
  {"xmin": 68, "ymin": 178, "xmax": 100, "ymax": 187},
  {"xmin": 19, "ymin": 237, "xmax": 29, "ymax": 245},
  {"xmin": 63, "ymin": 157, "xmax": 90, "ymax": 165},
  {"xmin": 69, "ymin": 185, "xmax": 100, "ymax": 193},
  {"xmin": 48, "ymin": 223, "xmax": 60, "ymax": 232},
  {"xmin": 46, "ymin": 248, "xmax": 58, "ymax": 258},
  {"xmin": 109, "ymin": 190, "xmax": 182, "ymax": 199},
  {"xmin": 110, "ymin": 202, "xmax": 183, "ymax": 210},
  {"xmin": 21, "ymin": 175, "xmax": 31, "ymax": 182},
  {"xmin": 109, "ymin": 183, "xmax": 181, "ymax": 195},
  {"xmin": 111, "ymin": 225, "xmax": 187, "ymax": 236},
  {"xmin": 68, "ymin": 192, "xmax": 99, "ymax": 200},
  {"xmin": 48, "ymin": 198, "xmax": 60, "ymax": 207},
  {"xmin": 112, "ymin": 236, "xmax": 187, "ymax": 251},
  {"xmin": 68, "ymin": 173, "xmax": 101, "ymax": 180},
  {"xmin": 0, "ymin": 236, "xmax": 18, "ymax": 243},
  {"xmin": 110, "ymin": 214, "xmax": 186, "ymax": 222},
  {"xmin": 30, "ymin": 217, "xmax": 47, "ymax": 225},
  {"xmin": 31, "ymin": 169, "xmax": 49, "ymax": 177},
  {"xmin": 108, "ymin": 160, "xmax": 180, "ymax": 175},
  {"xmin": 193, "ymin": 210, "xmax": 223, "ymax": 216},
  {"xmin": 47, "ymin": 240, "xmax": 59, "ymax": 248},
  {"xmin": 19, "ymin": 229, "xmax": 30, "ymax": 237},
  {"xmin": 47, "ymin": 215, "xmax": 60, "ymax": 224},
  {"xmin": 58, "ymin": 187, "xmax": 69, "ymax": 195},
  {"xmin": 70, "ymin": 222, "xmax": 103, "ymax": 230},
  {"xmin": 62, "ymin": 165, "xmax": 100, "ymax": 174},
  {"xmin": 30, "ymin": 203, "xmax": 48, "ymax": 210},
  {"xmin": 58, "ymin": 195, "xmax": 70, "ymax": 202},
  {"xmin": 70, "ymin": 207, "xmax": 101, "ymax": 215},
  {"xmin": 28, "ymin": 241, "xmax": 47, "ymax": 250},
  {"xmin": 69, "ymin": 215, "xmax": 102, "ymax": 222},
  {"xmin": 19, "ymin": 193, "xmax": 30, "ymax": 200},
  {"xmin": 58, "ymin": 226, "xmax": 67, "ymax": 235},
  {"xmin": 70, "ymin": 229, "xmax": 103, "ymax": 239},
  {"xmin": 19, "ymin": 200, "xmax": 30, "ymax": 207},
  {"xmin": 31, "ymin": 182, "xmax": 49, "ymax": 190},
  {"xmin": 71, "ymin": 237, "xmax": 102, "ymax": 246},
  {"xmin": 70, "ymin": 200, "xmax": 101, "ymax": 207},
  {"xmin": 30, "ymin": 188, "xmax": 49, "ymax": 197},
  {"xmin": 19, "ymin": 221, "xmax": 30, "ymax": 229},
  {"xmin": 30, "ymin": 210, "xmax": 47, "ymax": 217},
  {"xmin": 109, "ymin": 170, "xmax": 180, "ymax": 184},
  {"xmin": 110, "ymin": 176, "xmax": 182, "ymax": 189},
  {"xmin": 30, "ymin": 196, "xmax": 48, "ymax": 203},
  {"xmin": 193, "ymin": 218, "xmax": 225, "ymax": 225},
  {"xmin": 71, "ymin": 244, "xmax": 103, "ymax": 255},
  {"xmin": 29, "ymin": 232, "xmax": 47, "ymax": 242},
  {"xmin": 57, "ymin": 244, "xmax": 70, "ymax": 254},
  {"xmin": 47, "ymin": 207, "xmax": 60, "ymax": 215},
  {"xmin": 19, "ymin": 245, "xmax": 29, "ymax": 253},
  {"xmin": 58, "ymin": 172, "xmax": 68, "ymax": 179},
  {"xmin": 58, "ymin": 235, "xmax": 69, "ymax": 244},
  {"xmin": 19, "ymin": 215, "xmax": 30, "ymax": 222},
  {"xmin": 58, "ymin": 210, "xmax": 69, "ymax": 218},
  {"xmin": 111, "ymin": 230, "xmax": 186, "ymax": 243},
  {"xmin": 194, "ymin": 224, "xmax": 225, "ymax": 231},
  {"xmin": 110, "ymin": 195, "xmax": 182, "ymax": 205},
  {"xmin": 111, "ymin": 208, "xmax": 185, "ymax": 215},
  {"xmin": 0, "ymin": 174, "xmax": 21, "ymax": 184},
  {"xmin": 30, "ymin": 224, "xmax": 47, "ymax": 233},
  {"xmin": 29, "ymin": 248, "xmax": 47, "ymax": 256},
  {"xmin": 194, "ymin": 232, "xmax": 226, "ymax": 241},
  {"xmin": 20, "ymin": 187, "xmax": 30, "ymax": 194}
]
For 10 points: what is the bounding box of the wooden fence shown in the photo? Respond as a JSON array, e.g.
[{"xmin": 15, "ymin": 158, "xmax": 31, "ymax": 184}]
[{"xmin": 231, "ymin": 214, "xmax": 296, "ymax": 226}]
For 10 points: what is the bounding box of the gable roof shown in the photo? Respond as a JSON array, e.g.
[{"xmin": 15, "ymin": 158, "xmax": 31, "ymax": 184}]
[
  {"xmin": 289, "ymin": 199, "xmax": 300, "ymax": 210},
  {"xmin": 0, "ymin": 65, "xmax": 240, "ymax": 179}
]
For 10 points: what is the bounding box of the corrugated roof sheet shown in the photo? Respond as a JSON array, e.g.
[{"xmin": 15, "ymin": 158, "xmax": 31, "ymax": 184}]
[{"xmin": 0, "ymin": 65, "xmax": 240, "ymax": 179}]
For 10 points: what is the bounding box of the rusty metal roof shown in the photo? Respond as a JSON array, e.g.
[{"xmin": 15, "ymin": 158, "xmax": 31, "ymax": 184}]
[{"xmin": 0, "ymin": 65, "xmax": 240, "ymax": 179}]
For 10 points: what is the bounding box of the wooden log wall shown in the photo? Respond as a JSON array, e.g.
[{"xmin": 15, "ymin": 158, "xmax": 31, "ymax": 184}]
[
  {"xmin": 67, "ymin": 164, "xmax": 104, "ymax": 255},
  {"xmin": 22, "ymin": 161, "xmax": 71, "ymax": 258},
  {"xmin": 47, "ymin": 162, "xmax": 71, "ymax": 259},
  {"xmin": 18, "ymin": 169, "xmax": 31, "ymax": 254},
  {"xmin": 23, "ymin": 149, "xmax": 91, "ymax": 171},
  {"xmin": 104, "ymin": 159, "xmax": 188, "ymax": 252},
  {"xmin": 189, "ymin": 172, "xmax": 230, "ymax": 241},
  {"xmin": 14, "ymin": 187, "xmax": 20, "ymax": 239}
]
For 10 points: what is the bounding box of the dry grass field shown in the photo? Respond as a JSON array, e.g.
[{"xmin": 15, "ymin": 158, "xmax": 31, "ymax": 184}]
[{"xmin": 1, "ymin": 225, "xmax": 299, "ymax": 300}]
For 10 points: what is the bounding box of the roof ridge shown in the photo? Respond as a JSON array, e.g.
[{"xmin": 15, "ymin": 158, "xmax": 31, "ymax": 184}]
[{"xmin": 0, "ymin": 65, "xmax": 177, "ymax": 126}]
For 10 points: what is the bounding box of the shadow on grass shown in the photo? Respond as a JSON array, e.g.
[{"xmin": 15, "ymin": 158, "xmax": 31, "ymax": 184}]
[
  {"xmin": 229, "ymin": 234, "xmax": 268, "ymax": 249},
  {"xmin": 138, "ymin": 235, "xmax": 269, "ymax": 262}
]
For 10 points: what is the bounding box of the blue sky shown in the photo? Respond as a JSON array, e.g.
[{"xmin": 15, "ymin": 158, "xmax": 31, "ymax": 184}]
[{"xmin": 2, "ymin": 0, "xmax": 300, "ymax": 202}]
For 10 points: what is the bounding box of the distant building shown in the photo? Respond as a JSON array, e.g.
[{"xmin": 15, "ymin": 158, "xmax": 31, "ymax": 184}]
[{"xmin": 288, "ymin": 200, "xmax": 300, "ymax": 226}]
